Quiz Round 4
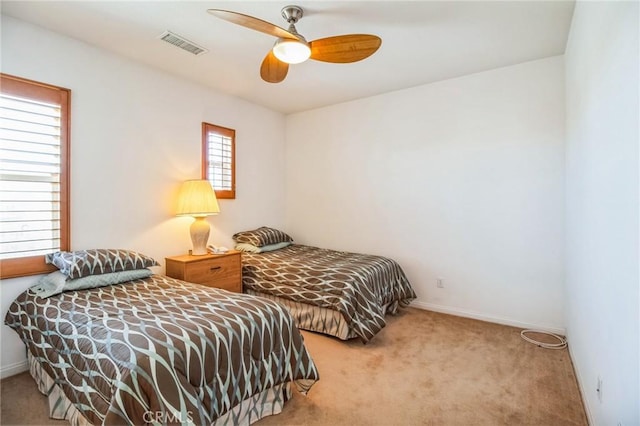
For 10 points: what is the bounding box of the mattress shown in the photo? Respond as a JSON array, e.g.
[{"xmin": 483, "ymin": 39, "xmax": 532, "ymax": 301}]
[
  {"xmin": 5, "ymin": 274, "xmax": 319, "ymax": 425},
  {"xmin": 241, "ymin": 244, "xmax": 417, "ymax": 342}
]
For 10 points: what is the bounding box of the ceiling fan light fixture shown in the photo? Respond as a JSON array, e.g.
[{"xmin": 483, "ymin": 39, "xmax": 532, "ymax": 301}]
[
  {"xmin": 272, "ymin": 38, "xmax": 311, "ymax": 64},
  {"xmin": 208, "ymin": 6, "xmax": 382, "ymax": 83}
]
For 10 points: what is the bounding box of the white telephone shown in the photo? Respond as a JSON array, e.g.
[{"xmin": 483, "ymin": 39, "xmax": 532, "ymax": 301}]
[{"xmin": 207, "ymin": 245, "xmax": 229, "ymax": 254}]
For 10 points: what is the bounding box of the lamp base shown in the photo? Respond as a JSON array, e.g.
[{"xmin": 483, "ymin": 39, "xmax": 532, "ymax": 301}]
[{"xmin": 190, "ymin": 216, "xmax": 210, "ymax": 255}]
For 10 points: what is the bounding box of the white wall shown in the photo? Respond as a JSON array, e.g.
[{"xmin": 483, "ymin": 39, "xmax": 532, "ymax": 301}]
[
  {"xmin": 0, "ymin": 16, "xmax": 286, "ymax": 377},
  {"xmin": 564, "ymin": 1, "xmax": 639, "ymax": 424},
  {"xmin": 285, "ymin": 56, "xmax": 566, "ymax": 332}
]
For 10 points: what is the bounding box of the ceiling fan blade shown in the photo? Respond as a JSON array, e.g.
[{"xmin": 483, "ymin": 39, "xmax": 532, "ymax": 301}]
[
  {"xmin": 310, "ymin": 34, "xmax": 382, "ymax": 63},
  {"xmin": 260, "ymin": 51, "xmax": 289, "ymax": 83},
  {"xmin": 207, "ymin": 9, "xmax": 297, "ymax": 39}
]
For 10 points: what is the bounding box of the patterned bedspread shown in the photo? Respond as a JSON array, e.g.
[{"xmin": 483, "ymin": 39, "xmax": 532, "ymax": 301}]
[
  {"xmin": 242, "ymin": 244, "xmax": 417, "ymax": 342},
  {"xmin": 5, "ymin": 275, "xmax": 318, "ymax": 425}
]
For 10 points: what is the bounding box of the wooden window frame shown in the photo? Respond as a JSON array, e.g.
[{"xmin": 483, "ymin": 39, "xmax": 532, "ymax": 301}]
[
  {"xmin": 0, "ymin": 74, "xmax": 71, "ymax": 279},
  {"xmin": 201, "ymin": 122, "xmax": 236, "ymax": 199}
]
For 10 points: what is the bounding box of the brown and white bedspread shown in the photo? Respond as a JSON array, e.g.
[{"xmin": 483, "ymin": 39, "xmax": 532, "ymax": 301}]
[
  {"xmin": 241, "ymin": 244, "xmax": 417, "ymax": 343},
  {"xmin": 5, "ymin": 275, "xmax": 319, "ymax": 425}
]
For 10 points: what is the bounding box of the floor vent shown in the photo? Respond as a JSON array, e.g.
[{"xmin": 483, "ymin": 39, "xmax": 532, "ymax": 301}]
[{"xmin": 159, "ymin": 31, "xmax": 208, "ymax": 56}]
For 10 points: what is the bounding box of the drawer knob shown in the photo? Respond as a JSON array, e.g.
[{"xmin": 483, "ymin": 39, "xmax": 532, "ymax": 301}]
[{"xmin": 210, "ymin": 266, "xmax": 221, "ymax": 271}]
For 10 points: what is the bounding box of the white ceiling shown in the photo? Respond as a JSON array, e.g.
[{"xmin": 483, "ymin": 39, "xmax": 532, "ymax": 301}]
[{"xmin": 1, "ymin": 1, "xmax": 575, "ymax": 114}]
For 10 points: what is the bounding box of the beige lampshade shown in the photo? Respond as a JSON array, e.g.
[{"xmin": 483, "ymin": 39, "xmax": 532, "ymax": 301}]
[{"xmin": 176, "ymin": 180, "xmax": 220, "ymax": 217}]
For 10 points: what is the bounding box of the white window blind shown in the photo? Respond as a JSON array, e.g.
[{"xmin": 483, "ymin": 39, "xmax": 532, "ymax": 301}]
[
  {"xmin": 0, "ymin": 93, "xmax": 62, "ymax": 259},
  {"xmin": 206, "ymin": 132, "xmax": 233, "ymax": 191},
  {"xmin": 203, "ymin": 122, "xmax": 235, "ymax": 199}
]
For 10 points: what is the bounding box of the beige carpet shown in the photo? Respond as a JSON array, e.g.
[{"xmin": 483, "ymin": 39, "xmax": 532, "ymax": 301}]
[{"xmin": 1, "ymin": 308, "xmax": 587, "ymax": 425}]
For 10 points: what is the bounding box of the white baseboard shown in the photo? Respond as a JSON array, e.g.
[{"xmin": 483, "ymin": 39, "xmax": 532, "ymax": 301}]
[
  {"xmin": 0, "ymin": 358, "xmax": 28, "ymax": 379},
  {"xmin": 410, "ymin": 300, "xmax": 566, "ymax": 335},
  {"xmin": 567, "ymin": 345, "xmax": 594, "ymax": 426}
]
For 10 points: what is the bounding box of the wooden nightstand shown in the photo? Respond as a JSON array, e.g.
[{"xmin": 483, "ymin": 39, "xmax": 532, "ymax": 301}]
[{"xmin": 165, "ymin": 251, "xmax": 242, "ymax": 293}]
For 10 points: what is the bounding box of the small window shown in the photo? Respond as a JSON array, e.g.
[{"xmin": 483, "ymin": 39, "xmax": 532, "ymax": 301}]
[
  {"xmin": 202, "ymin": 122, "xmax": 235, "ymax": 199},
  {"xmin": 0, "ymin": 74, "xmax": 70, "ymax": 278}
]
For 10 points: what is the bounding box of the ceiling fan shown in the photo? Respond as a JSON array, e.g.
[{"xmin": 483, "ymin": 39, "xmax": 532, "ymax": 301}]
[{"xmin": 207, "ymin": 5, "xmax": 382, "ymax": 84}]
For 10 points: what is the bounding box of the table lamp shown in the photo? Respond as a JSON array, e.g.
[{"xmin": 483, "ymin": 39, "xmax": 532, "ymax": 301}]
[{"xmin": 176, "ymin": 179, "xmax": 220, "ymax": 255}]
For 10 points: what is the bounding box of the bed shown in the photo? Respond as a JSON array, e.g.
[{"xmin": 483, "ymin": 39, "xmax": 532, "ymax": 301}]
[
  {"xmin": 233, "ymin": 228, "xmax": 417, "ymax": 343},
  {"xmin": 5, "ymin": 249, "xmax": 319, "ymax": 425}
]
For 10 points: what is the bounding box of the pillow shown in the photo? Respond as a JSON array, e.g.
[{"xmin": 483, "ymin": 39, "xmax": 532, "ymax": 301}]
[
  {"xmin": 45, "ymin": 249, "xmax": 159, "ymax": 279},
  {"xmin": 232, "ymin": 227, "xmax": 293, "ymax": 247},
  {"xmin": 31, "ymin": 268, "xmax": 153, "ymax": 298},
  {"xmin": 235, "ymin": 241, "xmax": 292, "ymax": 253}
]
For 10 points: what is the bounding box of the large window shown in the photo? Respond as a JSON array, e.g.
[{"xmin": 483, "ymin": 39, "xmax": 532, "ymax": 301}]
[
  {"xmin": 202, "ymin": 122, "xmax": 235, "ymax": 199},
  {"xmin": 0, "ymin": 74, "xmax": 70, "ymax": 278}
]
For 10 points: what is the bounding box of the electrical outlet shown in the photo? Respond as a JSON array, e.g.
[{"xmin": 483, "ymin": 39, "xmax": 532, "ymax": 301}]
[
  {"xmin": 436, "ymin": 278, "xmax": 444, "ymax": 288},
  {"xmin": 596, "ymin": 376, "xmax": 603, "ymax": 403}
]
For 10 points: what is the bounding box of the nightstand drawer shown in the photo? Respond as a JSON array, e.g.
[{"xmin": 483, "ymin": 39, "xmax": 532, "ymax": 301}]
[
  {"xmin": 165, "ymin": 251, "xmax": 243, "ymax": 293},
  {"xmin": 183, "ymin": 256, "xmax": 239, "ymax": 283}
]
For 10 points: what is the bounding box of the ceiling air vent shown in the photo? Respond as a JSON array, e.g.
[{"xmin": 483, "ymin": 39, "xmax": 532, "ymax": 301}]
[{"xmin": 159, "ymin": 31, "xmax": 208, "ymax": 56}]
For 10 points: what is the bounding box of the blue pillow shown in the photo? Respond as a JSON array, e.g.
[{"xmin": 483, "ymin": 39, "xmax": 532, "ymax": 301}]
[
  {"xmin": 235, "ymin": 241, "xmax": 291, "ymax": 253},
  {"xmin": 31, "ymin": 268, "xmax": 153, "ymax": 298}
]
